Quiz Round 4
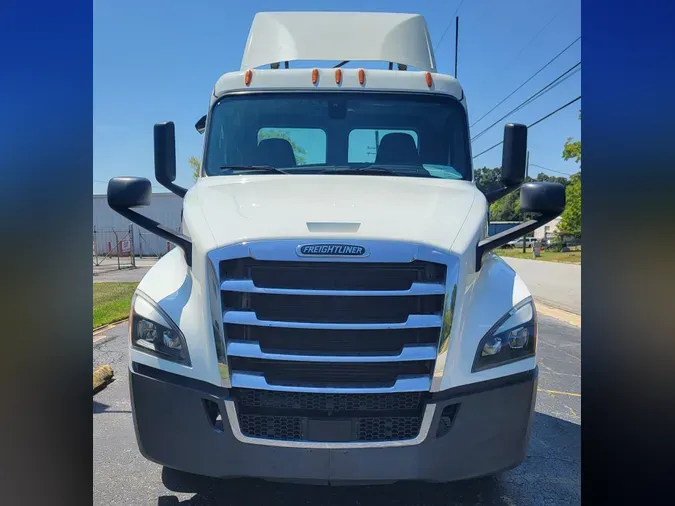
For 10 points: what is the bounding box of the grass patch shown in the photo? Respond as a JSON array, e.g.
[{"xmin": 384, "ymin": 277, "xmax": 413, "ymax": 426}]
[
  {"xmin": 496, "ymin": 248, "xmax": 581, "ymax": 264},
  {"xmin": 93, "ymin": 282, "xmax": 138, "ymax": 329}
]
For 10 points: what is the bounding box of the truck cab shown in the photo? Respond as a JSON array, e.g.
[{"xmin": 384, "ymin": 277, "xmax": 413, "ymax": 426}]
[{"xmin": 107, "ymin": 11, "xmax": 565, "ymax": 484}]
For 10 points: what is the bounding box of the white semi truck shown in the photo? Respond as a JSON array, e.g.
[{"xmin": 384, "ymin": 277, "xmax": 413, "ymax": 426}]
[{"xmin": 107, "ymin": 12, "xmax": 565, "ymax": 484}]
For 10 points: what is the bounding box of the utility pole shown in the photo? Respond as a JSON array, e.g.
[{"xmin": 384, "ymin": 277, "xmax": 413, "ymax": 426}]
[
  {"xmin": 523, "ymin": 150, "xmax": 530, "ymax": 254},
  {"xmin": 454, "ymin": 16, "xmax": 459, "ymax": 78}
]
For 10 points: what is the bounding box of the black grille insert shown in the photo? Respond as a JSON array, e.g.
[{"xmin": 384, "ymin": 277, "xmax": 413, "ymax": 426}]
[
  {"xmin": 233, "ymin": 389, "xmax": 426, "ymax": 442},
  {"xmin": 223, "ymin": 293, "xmax": 444, "ymax": 323},
  {"xmin": 235, "ymin": 389, "xmax": 425, "ymax": 413},
  {"xmin": 220, "ymin": 259, "xmax": 446, "ymax": 291},
  {"xmin": 225, "ymin": 325, "xmax": 441, "ymax": 354},
  {"xmin": 229, "ymin": 357, "xmax": 433, "ymax": 387}
]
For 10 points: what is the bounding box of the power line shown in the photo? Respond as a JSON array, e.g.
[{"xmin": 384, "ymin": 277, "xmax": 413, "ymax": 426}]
[
  {"xmin": 433, "ymin": 0, "xmax": 466, "ymax": 51},
  {"xmin": 529, "ymin": 163, "xmax": 578, "ymax": 177},
  {"xmin": 496, "ymin": 9, "xmax": 561, "ymax": 77},
  {"xmin": 528, "ymin": 95, "xmax": 581, "ymax": 128},
  {"xmin": 470, "ymin": 36, "xmax": 581, "ymax": 128},
  {"xmin": 471, "ymin": 95, "xmax": 581, "ymax": 160},
  {"xmin": 471, "ymin": 62, "xmax": 580, "ymax": 142}
]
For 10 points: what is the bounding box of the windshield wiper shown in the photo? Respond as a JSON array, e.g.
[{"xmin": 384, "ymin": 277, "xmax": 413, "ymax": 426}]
[
  {"xmin": 322, "ymin": 166, "xmax": 437, "ymax": 178},
  {"xmin": 219, "ymin": 165, "xmax": 289, "ymax": 174},
  {"xmin": 322, "ymin": 166, "xmax": 400, "ymax": 176}
]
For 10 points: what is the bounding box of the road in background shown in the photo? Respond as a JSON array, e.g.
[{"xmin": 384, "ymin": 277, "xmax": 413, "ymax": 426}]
[
  {"xmin": 93, "ymin": 258, "xmax": 158, "ymax": 283},
  {"xmin": 94, "ymin": 316, "xmax": 580, "ymax": 505},
  {"xmin": 502, "ymin": 257, "xmax": 580, "ymax": 314}
]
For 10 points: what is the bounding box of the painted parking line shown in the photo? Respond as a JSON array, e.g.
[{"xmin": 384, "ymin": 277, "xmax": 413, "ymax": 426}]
[{"xmin": 538, "ymin": 388, "xmax": 581, "ymax": 398}]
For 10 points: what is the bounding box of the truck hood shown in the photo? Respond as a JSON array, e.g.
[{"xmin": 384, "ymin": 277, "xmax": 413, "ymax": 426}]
[{"xmin": 184, "ymin": 175, "xmax": 482, "ymax": 252}]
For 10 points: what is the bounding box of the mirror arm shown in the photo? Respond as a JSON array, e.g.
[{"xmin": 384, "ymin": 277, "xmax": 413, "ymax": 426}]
[
  {"xmin": 161, "ymin": 181, "xmax": 187, "ymax": 199},
  {"xmin": 484, "ymin": 184, "xmax": 521, "ymax": 204},
  {"xmin": 110, "ymin": 205, "xmax": 192, "ymax": 266},
  {"xmin": 476, "ymin": 212, "xmax": 560, "ymax": 271}
]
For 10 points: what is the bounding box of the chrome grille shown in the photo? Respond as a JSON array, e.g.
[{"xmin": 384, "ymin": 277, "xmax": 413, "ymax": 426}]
[{"xmin": 210, "ymin": 240, "xmax": 454, "ymax": 444}]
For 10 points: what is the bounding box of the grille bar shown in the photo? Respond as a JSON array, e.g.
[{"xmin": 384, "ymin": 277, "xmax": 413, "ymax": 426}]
[
  {"xmin": 227, "ymin": 340, "xmax": 438, "ymax": 362},
  {"xmin": 221, "ymin": 279, "xmax": 446, "ymax": 296},
  {"xmin": 223, "ymin": 311, "xmax": 442, "ymax": 330},
  {"xmin": 230, "ymin": 372, "xmax": 432, "ymax": 393}
]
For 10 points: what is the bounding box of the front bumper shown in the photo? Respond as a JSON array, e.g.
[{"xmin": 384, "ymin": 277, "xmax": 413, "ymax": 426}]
[{"xmin": 129, "ymin": 363, "xmax": 538, "ymax": 484}]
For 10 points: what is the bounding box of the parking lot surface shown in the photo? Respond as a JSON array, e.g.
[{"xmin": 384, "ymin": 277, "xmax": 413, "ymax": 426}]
[
  {"xmin": 501, "ymin": 258, "xmax": 581, "ymax": 315},
  {"xmin": 94, "ymin": 315, "xmax": 580, "ymax": 505}
]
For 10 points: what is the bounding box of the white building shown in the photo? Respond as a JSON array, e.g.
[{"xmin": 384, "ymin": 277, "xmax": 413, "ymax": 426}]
[
  {"xmin": 93, "ymin": 192, "xmax": 183, "ymax": 256},
  {"xmin": 533, "ymin": 215, "xmax": 561, "ymax": 240}
]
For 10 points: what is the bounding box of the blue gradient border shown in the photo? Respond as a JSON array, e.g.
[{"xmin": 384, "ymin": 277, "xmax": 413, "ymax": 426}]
[
  {"xmin": 1, "ymin": 0, "xmax": 675, "ymax": 503},
  {"xmin": 582, "ymin": 1, "xmax": 675, "ymax": 503},
  {"xmin": 0, "ymin": 0, "xmax": 93, "ymax": 503}
]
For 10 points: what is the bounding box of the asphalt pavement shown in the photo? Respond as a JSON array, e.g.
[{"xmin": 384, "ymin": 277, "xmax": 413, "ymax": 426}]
[
  {"xmin": 501, "ymin": 258, "xmax": 581, "ymax": 315},
  {"xmin": 93, "ymin": 316, "xmax": 580, "ymax": 505}
]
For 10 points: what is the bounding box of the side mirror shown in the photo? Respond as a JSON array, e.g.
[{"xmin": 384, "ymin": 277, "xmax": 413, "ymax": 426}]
[
  {"xmin": 154, "ymin": 122, "xmax": 177, "ymax": 185},
  {"xmin": 520, "ymin": 182, "xmax": 566, "ymax": 215},
  {"xmin": 476, "ymin": 180, "xmax": 566, "ymax": 270},
  {"xmin": 195, "ymin": 115, "xmax": 206, "ymax": 134},
  {"xmin": 501, "ymin": 123, "xmax": 527, "ymax": 187},
  {"xmin": 154, "ymin": 122, "xmax": 187, "ymax": 198},
  {"xmin": 106, "ymin": 175, "xmax": 193, "ymax": 266},
  {"xmin": 107, "ymin": 177, "xmax": 151, "ymax": 209}
]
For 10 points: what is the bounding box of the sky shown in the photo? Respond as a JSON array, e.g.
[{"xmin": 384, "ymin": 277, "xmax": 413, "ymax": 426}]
[{"xmin": 93, "ymin": 0, "xmax": 581, "ymax": 194}]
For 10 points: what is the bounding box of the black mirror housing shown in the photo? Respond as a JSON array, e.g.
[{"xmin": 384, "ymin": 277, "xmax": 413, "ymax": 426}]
[
  {"xmin": 154, "ymin": 122, "xmax": 177, "ymax": 184},
  {"xmin": 501, "ymin": 123, "xmax": 527, "ymax": 187},
  {"xmin": 107, "ymin": 177, "xmax": 152, "ymax": 209},
  {"xmin": 520, "ymin": 182, "xmax": 566, "ymax": 215},
  {"xmin": 153, "ymin": 121, "xmax": 187, "ymax": 198}
]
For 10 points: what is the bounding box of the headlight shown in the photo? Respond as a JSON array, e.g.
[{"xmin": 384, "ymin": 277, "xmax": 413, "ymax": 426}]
[
  {"xmin": 472, "ymin": 297, "xmax": 537, "ymax": 372},
  {"xmin": 130, "ymin": 290, "xmax": 191, "ymax": 366}
]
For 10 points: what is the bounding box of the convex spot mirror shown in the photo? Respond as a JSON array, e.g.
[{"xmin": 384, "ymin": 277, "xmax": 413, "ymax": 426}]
[
  {"xmin": 520, "ymin": 182, "xmax": 566, "ymax": 215},
  {"xmin": 107, "ymin": 177, "xmax": 152, "ymax": 209}
]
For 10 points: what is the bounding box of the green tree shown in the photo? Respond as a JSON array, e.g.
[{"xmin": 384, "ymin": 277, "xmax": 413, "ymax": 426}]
[
  {"xmin": 189, "ymin": 156, "xmax": 201, "ymax": 182},
  {"xmin": 258, "ymin": 130, "xmax": 307, "ymax": 165},
  {"xmin": 556, "ymin": 172, "xmax": 581, "ymax": 239},
  {"xmin": 562, "ymin": 110, "xmax": 581, "ymax": 163},
  {"xmin": 473, "ymin": 166, "xmax": 502, "ymax": 193},
  {"xmin": 557, "ymin": 110, "xmax": 581, "ymax": 239}
]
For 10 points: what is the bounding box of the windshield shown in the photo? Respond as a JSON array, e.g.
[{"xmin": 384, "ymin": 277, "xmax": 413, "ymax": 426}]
[{"xmin": 203, "ymin": 92, "xmax": 471, "ymax": 180}]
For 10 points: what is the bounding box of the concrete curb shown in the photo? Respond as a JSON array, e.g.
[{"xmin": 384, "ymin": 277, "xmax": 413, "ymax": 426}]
[
  {"xmin": 93, "ymin": 318, "xmax": 128, "ymax": 335},
  {"xmin": 535, "ymin": 299, "xmax": 580, "ymax": 327},
  {"xmin": 93, "ymin": 365, "xmax": 114, "ymax": 394}
]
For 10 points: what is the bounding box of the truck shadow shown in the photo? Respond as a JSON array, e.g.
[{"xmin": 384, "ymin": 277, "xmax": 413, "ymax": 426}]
[{"xmin": 157, "ymin": 412, "xmax": 580, "ymax": 506}]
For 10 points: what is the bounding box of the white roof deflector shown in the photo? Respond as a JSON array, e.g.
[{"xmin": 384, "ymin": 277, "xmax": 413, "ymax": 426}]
[{"xmin": 240, "ymin": 12, "xmax": 437, "ymax": 72}]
